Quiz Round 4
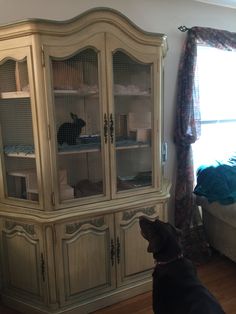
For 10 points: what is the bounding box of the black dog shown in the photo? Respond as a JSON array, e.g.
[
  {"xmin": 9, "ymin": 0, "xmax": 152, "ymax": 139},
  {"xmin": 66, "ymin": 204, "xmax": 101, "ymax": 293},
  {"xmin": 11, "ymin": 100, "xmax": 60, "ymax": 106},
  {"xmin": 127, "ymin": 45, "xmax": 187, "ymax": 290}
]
[{"xmin": 139, "ymin": 216, "xmax": 225, "ymax": 314}]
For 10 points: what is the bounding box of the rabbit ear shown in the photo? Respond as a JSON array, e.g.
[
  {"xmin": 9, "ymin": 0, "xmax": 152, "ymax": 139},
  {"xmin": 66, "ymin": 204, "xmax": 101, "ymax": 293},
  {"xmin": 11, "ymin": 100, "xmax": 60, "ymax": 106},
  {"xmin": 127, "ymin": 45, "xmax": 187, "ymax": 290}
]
[{"xmin": 70, "ymin": 112, "xmax": 78, "ymax": 121}]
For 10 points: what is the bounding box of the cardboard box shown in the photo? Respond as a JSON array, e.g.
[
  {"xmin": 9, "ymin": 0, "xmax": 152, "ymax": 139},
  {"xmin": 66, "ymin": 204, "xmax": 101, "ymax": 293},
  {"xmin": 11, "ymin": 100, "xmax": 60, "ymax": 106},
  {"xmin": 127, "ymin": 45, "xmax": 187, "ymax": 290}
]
[
  {"xmin": 8, "ymin": 169, "xmax": 74, "ymax": 201},
  {"xmin": 128, "ymin": 112, "xmax": 151, "ymax": 132},
  {"xmin": 52, "ymin": 60, "xmax": 83, "ymax": 90},
  {"xmin": 15, "ymin": 61, "xmax": 29, "ymax": 91},
  {"xmin": 129, "ymin": 128, "xmax": 151, "ymax": 142},
  {"xmin": 115, "ymin": 114, "xmax": 128, "ymax": 137}
]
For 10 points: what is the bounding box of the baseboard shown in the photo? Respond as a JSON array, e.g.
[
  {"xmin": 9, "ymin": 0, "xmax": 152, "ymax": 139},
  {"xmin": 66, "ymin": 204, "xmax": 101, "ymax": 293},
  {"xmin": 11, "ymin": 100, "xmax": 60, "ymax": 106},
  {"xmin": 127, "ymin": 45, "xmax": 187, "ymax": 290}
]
[{"xmin": 1, "ymin": 279, "xmax": 152, "ymax": 314}]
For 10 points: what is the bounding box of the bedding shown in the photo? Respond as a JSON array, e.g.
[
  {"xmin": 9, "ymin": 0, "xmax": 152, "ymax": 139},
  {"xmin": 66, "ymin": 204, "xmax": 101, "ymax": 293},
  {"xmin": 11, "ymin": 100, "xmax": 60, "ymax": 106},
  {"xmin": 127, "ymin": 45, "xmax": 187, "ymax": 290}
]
[{"xmin": 194, "ymin": 156, "xmax": 236, "ymax": 204}]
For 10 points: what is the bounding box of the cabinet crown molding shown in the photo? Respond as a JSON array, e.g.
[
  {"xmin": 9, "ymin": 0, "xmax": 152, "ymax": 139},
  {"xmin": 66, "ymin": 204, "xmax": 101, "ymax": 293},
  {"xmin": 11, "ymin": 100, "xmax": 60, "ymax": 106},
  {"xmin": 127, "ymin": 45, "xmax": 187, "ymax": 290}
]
[{"xmin": 0, "ymin": 8, "xmax": 167, "ymax": 55}]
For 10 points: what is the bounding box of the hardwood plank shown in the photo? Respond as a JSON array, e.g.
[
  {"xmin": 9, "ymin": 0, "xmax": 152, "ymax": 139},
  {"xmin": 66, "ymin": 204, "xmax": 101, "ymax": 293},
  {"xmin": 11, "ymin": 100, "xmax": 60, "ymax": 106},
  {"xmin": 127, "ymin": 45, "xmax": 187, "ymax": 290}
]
[
  {"xmin": 198, "ymin": 254, "xmax": 236, "ymax": 314},
  {"xmin": 1, "ymin": 253, "xmax": 236, "ymax": 314},
  {"xmin": 93, "ymin": 253, "xmax": 236, "ymax": 314},
  {"xmin": 0, "ymin": 304, "xmax": 21, "ymax": 314}
]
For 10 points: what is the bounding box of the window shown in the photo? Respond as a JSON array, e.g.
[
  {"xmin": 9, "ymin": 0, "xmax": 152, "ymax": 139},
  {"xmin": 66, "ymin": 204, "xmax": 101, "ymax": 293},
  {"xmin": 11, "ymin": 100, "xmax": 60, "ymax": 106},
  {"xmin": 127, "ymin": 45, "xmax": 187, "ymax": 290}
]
[{"xmin": 192, "ymin": 45, "xmax": 236, "ymax": 175}]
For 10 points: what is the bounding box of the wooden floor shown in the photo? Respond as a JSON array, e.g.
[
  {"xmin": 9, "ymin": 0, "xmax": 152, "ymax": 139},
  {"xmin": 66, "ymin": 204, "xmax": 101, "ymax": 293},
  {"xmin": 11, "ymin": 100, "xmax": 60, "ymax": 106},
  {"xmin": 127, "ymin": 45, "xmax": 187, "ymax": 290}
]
[
  {"xmin": 93, "ymin": 253, "xmax": 236, "ymax": 314},
  {"xmin": 1, "ymin": 253, "xmax": 236, "ymax": 314}
]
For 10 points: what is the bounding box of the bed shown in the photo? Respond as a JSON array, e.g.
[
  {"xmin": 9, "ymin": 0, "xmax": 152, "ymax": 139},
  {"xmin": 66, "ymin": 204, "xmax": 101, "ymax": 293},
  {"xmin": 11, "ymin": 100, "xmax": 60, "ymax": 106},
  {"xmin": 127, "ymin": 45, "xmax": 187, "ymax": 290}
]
[{"xmin": 194, "ymin": 156, "xmax": 236, "ymax": 263}]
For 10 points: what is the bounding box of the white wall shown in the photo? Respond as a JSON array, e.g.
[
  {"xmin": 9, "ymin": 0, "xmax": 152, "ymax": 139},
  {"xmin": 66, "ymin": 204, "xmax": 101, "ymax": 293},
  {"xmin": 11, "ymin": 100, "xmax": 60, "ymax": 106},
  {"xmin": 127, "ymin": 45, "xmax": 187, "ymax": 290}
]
[{"xmin": 1, "ymin": 0, "xmax": 236, "ymax": 219}]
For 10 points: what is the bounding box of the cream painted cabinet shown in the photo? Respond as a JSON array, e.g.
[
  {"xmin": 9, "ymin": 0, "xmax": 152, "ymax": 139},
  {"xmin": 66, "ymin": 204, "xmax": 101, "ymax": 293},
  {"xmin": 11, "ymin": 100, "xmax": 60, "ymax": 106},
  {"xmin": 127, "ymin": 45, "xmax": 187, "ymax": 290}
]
[
  {"xmin": 115, "ymin": 205, "xmax": 164, "ymax": 287},
  {"xmin": 0, "ymin": 47, "xmax": 43, "ymax": 209},
  {"xmin": 0, "ymin": 8, "xmax": 170, "ymax": 314},
  {"xmin": 55, "ymin": 214, "xmax": 116, "ymax": 306},
  {"xmin": 42, "ymin": 15, "xmax": 166, "ymax": 209},
  {"xmin": 55, "ymin": 204, "xmax": 164, "ymax": 312},
  {"xmin": 0, "ymin": 218, "xmax": 46, "ymax": 304}
]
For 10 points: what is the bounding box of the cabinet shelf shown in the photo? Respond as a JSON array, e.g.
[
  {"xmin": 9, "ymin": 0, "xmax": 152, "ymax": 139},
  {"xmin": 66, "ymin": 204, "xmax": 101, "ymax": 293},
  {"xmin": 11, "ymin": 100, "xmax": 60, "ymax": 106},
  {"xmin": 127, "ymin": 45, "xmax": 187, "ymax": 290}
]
[
  {"xmin": 114, "ymin": 93, "xmax": 150, "ymax": 97},
  {"xmin": 5, "ymin": 152, "xmax": 35, "ymax": 158},
  {"xmin": 4, "ymin": 145, "xmax": 101, "ymax": 157},
  {"xmin": 58, "ymin": 139, "xmax": 150, "ymax": 155},
  {"xmin": 0, "ymin": 91, "xmax": 30, "ymax": 99},
  {"xmin": 4, "ymin": 145, "xmax": 35, "ymax": 158},
  {"xmin": 116, "ymin": 142, "xmax": 150, "ymax": 150},
  {"xmin": 53, "ymin": 90, "xmax": 150, "ymax": 98},
  {"xmin": 58, "ymin": 146, "xmax": 101, "ymax": 155},
  {"xmin": 54, "ymin": 89, "xmax": 98, "ymax": 97},
  {"xmin": 4, "ymin": 140, "xmax": 150, "ymax": 158}
]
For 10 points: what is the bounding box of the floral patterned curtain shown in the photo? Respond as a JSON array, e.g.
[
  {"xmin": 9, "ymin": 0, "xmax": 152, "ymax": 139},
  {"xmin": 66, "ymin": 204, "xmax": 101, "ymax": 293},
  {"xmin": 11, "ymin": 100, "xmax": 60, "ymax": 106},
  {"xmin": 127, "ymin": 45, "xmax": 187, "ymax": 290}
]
[{"xmin": 174, "ymin": 26, "xmax": 236, "ymax": 231}]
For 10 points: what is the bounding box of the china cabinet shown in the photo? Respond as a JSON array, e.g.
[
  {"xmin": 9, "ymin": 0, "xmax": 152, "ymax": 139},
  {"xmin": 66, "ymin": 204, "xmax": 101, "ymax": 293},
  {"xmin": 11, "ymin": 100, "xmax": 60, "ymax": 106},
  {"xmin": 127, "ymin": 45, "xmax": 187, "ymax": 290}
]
[{"xmin": 0, "ymin": 8, "xmax": 170, "ymax": 314}]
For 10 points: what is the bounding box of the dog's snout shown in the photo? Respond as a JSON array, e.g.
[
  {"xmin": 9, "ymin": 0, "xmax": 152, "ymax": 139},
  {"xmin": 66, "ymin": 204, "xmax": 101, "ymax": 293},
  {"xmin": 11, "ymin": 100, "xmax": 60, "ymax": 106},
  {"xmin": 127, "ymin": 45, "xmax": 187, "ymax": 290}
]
[
  {"xmin": 139, "ymin": 216, "xmax": 147, "ymax": 222},
  {"xmin": 139, "ymin": 216, "xmax": 157, "ymax": 242},
  {"xmin": 139, "ymin": 216, "xmax": 151, "ymax": 226}
]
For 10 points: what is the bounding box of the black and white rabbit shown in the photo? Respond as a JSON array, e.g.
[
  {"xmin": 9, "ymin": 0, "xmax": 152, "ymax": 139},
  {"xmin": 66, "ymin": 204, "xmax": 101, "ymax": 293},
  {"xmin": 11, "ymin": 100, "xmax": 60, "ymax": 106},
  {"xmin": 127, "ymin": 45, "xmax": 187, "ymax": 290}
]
[{"xmin": 57, "ymin": 112, "xmax": 86, "ymax": 145}]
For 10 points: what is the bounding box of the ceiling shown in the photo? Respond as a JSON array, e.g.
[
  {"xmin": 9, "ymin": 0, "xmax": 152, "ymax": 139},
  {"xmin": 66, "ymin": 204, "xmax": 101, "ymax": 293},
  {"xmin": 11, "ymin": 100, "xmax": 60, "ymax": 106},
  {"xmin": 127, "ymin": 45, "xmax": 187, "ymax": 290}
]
[{"xmin": 194, "ymin": 0, "xmax": 236, "ymax": 9}]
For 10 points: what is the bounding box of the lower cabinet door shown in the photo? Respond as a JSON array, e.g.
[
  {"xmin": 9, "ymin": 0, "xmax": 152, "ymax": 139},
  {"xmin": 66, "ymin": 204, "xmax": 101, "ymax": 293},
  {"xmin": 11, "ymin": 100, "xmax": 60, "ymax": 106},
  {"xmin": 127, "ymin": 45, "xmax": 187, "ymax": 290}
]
[
  {"xmin": 115, "ymin": 204, "xmax": 163, "ymax": 286},
  {"xmin": 0, "ymin": 218, "xmax": 46, "ymax": 304},
  {"xmin": 55, "ymin": 214, "xmax": 116, "ymax": 306}
]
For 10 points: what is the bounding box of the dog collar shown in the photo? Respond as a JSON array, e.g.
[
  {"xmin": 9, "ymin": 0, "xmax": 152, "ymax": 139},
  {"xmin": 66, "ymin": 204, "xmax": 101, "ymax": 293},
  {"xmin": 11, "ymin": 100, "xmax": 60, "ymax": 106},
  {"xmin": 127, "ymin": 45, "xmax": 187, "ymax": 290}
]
[{"xmin": 155, "ymin": 253, "xmax": 184, "ymax": 266}]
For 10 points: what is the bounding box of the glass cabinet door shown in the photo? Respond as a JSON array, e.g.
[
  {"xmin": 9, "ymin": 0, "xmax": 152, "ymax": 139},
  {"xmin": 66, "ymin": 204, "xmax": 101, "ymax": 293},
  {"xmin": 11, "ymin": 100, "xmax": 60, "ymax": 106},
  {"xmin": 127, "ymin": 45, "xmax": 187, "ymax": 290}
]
[
  {"xmin": 112, "ymin": 51, "xmax": 153, "ymax": 193},
  {"xmin": 51, "ymin": 48, "xmax": 105, "ymax": 202},
  {"xmin": 0, "ymin": 56, "xmax": 39, "ymax": 203}
]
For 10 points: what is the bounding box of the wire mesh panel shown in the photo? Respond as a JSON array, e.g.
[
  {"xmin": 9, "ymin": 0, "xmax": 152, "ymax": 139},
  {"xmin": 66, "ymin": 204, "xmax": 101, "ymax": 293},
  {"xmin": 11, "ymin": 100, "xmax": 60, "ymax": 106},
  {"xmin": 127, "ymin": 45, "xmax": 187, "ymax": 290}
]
[
  {"xmin": 113, "ymin": 50, "xmax": 153, "ymax": 192},
  {"xmin": 0, "ymin": 58, "xmax": 38, "ymax": 201},
  {"xmin": 52, "ymin": 48, "xmax": 104, "ymax": 201}
]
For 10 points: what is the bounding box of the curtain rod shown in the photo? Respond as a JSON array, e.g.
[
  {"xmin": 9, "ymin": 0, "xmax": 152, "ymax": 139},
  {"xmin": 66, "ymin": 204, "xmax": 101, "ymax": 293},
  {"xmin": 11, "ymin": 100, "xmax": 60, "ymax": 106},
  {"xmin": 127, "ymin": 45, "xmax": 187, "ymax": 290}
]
[{"xmin": 178, "ymin": 26, "xmax": 189, "ymax": 32}]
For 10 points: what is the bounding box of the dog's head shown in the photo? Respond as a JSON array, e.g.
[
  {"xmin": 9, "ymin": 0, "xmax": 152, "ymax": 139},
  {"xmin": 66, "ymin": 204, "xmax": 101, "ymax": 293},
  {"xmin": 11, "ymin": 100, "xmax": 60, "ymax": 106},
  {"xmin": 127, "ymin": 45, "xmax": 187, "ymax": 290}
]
[{"xmin": 139, "ymin": 216, "xmax": 182, "ymax": 261}]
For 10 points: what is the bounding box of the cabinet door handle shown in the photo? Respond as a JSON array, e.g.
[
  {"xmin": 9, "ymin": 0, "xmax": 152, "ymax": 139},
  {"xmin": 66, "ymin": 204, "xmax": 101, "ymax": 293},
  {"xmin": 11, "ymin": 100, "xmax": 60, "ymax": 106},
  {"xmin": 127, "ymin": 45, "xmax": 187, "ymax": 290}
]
[
  {"xmin": 104, "ymin": 113, "xmax": 108, "ymax": 143},
  {"xmin": 116, "ymin": 237, "xmax": 120, "ymax": 264},
  {"xmin": 41, "ymin": 253, "xmax": 45, "ymax": 282},
  {"xmin": 109, "ymin": 113, "xmax": 114, "ymax": 144},
  {"xmin": 110, "ymin": 239, "xmax": 115, "ymax": 266}
]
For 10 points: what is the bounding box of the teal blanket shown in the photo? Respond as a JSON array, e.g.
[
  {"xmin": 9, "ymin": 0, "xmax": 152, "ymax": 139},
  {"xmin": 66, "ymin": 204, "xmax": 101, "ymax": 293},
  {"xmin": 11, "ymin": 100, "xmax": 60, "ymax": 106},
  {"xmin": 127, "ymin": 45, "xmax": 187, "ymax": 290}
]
[{"xmin": 194, "ymin": 158, "xmax": 236, "ymax": 204}]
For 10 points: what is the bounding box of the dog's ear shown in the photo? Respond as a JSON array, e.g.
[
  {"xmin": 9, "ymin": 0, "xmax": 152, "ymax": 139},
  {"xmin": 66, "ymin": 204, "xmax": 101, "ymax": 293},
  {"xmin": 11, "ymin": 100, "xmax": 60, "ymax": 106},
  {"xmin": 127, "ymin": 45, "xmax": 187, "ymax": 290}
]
[
  {"xmin": 147, "ymin": 233, "xmax": 163, "ymax": 254},
  {"xmin": 139, "ymin": 216, "xmax": 157, "ymax": 241},
  {"xmin": 142, "ymin": 225, "xmax": 156, "ymax": 243}
]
